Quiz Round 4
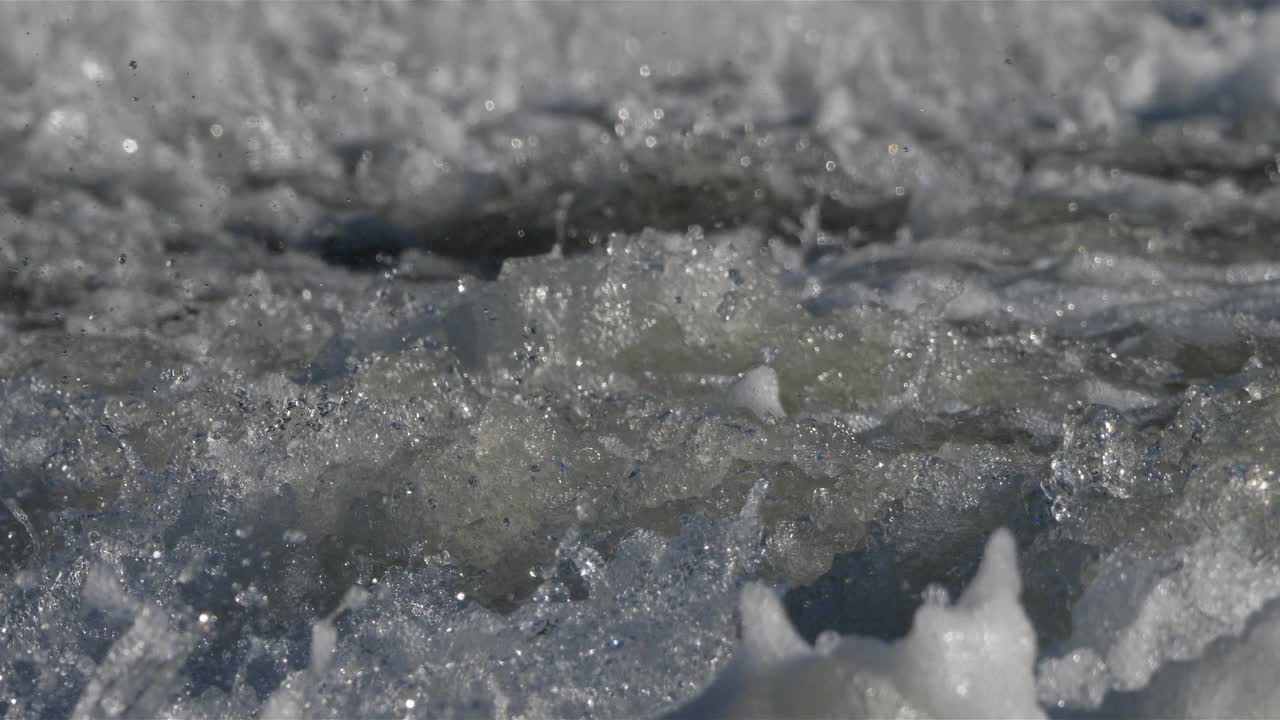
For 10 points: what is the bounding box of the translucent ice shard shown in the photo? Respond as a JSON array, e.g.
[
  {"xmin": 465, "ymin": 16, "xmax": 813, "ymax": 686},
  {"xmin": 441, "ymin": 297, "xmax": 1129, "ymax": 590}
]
[{"xmin": 724, "ymin": 365, "xmax": 786, "ymax": 419}]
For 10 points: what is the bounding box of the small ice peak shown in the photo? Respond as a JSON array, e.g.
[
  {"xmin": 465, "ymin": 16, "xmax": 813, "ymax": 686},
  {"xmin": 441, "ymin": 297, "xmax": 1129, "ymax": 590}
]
[
  {"xmin": 263, "ymin": 585, "xmax": 370, "ymax": 718},
  {"xmin": 724, "ymin": 365, "xmax": 785, "ymax": 419},
  {"xmin": 737, "ymin": 583, "xmax": 809, "ymax": 667},
  {"xmin": 674, "ymin": 529, "xmax": 1043, "ymax": 719},
  {"xmin": 740, "ymin": 478, "xmax": 769, "ymax": 521},
  {"xmin": 80, "ymin": 58, "xmax": 105, "ymax": 81},
  {"xmin": 310, "ymin": 586, "xmax": 370, "ymax": 673},
  {"xmin": 880, "ymin": 529, "xmax": 1042, "ymax": 719}
]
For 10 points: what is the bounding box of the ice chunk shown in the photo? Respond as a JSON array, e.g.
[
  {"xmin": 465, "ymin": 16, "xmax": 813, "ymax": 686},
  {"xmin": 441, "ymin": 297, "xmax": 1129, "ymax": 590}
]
[
  {"xmin": 1039, "ymin": 528, "xmax": 1280, "ymax": 708},
  {"xmin": 1044, "ymin": 404, "xmax": 1140, "ymax": 523},
  {"xmin": 724, "ymin": 365, "xmax": 786, "ymax": 419},
  {"xmin": 674, "ymin": 529, "xmax": 1043, "ymax": 719},
  {"xmin": 1139, "ymin": 599, "xmax": 1280, "ymax": 719},
  {"xmin": 71, "ymin": 606, "xmax": 194, "ymax": 720}
]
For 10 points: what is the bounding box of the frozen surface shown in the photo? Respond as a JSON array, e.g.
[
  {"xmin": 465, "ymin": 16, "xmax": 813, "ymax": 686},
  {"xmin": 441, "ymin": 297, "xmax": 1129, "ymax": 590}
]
[{"xmin": 3, "ymin": 2, "xmax": 1280, "ymax": 718}]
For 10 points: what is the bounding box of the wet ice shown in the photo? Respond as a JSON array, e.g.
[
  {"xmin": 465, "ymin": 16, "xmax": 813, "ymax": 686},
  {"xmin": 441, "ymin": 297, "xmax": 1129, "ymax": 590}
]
[{"xmin": 4, "ymin": 2, "xmax": 1280, "ymax": 718}]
